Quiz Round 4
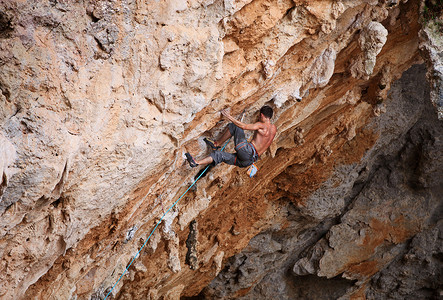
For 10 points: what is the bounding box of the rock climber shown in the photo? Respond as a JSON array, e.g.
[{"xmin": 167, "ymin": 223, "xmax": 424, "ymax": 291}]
[{"xmin": 185, "ymin": 105, "xmax": 277, "ymax": 169}]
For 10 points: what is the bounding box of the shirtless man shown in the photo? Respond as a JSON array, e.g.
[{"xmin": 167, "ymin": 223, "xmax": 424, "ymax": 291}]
[{"xmin": 185, "ymin": 105, "xmax": 277, "ymax": 168}]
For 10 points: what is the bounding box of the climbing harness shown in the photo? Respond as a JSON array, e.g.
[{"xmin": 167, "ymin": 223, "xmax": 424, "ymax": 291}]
[{"xmin": 104, "ymin": 138, "xmax": 231, "ymax": 300}]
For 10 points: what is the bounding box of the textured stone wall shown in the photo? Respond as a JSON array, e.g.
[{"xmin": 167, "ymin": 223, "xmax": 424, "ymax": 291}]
[
  {"xmin": 0, "ymin": 0, "xmax": 441, "ymax": 299},
  {"xmin": 202, "ymin": 64, "xmax": 443, "ymax": 300}
]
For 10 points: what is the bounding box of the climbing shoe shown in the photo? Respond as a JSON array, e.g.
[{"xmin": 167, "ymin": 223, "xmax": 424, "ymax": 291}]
[
  {"xmin": 203, "ymin": 138, "xmax": 220, "ymax": 151},
  {"xmin": 185, "ymin": 153, "xmax": 198, "ymax": 168}
]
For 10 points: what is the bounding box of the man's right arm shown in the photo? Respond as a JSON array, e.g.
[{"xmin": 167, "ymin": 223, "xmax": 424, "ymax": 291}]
[{"xmin": 221, "ymin": 109, "xmax": 263, "ymax": 131}]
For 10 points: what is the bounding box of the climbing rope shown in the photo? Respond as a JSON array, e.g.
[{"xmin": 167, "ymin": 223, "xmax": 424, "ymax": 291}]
[{"xmin": 104, "ymin": 138, "xmax": 230, "ymax": 300}]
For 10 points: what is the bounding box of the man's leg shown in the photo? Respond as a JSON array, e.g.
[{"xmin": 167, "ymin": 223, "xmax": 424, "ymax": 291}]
[
  {"xmin": 195, "ymin": 156, "xmax": 214, "ymax": 165},
  {"xmin": 186, "ymin": 153, "xmax": 213, "ymax": 168},
  {"xmin": 187, "ymin": 123, "xmax": 243, "ymax": 168},
  {"xmin": 227, "ymin": 123, "xmax": 247, "ymax": 147},
  {"xmin": 210, "ymin": 150, "xmax": 236, "ymax": 166},
  {"xmin": 210, "ymin": 123, "xmax": 245, "ymax": 149},
  {"xmin": 186, "ymin": 151, "xmax": 235, "ymax": 167},
  {"xmin": 214, "ymin": 126, "xmax": 232, "ymax": 148}
]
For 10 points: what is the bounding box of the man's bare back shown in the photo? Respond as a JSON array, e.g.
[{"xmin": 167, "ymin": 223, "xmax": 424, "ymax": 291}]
[{"xmin": 251, "ymin": 121, "xmax": 277, "ymax": 156}]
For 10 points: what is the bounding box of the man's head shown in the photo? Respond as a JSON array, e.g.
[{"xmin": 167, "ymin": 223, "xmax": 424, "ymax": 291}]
[{"xmin": 260, "ymin": 105, "xmax": 273, "ymax": 120}]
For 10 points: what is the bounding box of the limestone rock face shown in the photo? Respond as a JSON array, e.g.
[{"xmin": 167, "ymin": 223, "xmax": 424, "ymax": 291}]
[
  {"xmin": 202, "ymin": 64, "xmax": 443, "ymax": 300},
  {"xmin": 0, "ymin": 0, "xmax": 441, "ymax": 299}
]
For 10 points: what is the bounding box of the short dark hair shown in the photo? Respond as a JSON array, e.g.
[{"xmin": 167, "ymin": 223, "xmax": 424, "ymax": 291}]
[{"xmin": 260, "ymin": 105, "xmax": 273, "ymax": 119}]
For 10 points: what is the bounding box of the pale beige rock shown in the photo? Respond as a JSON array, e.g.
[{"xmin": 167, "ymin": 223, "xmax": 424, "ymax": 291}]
[
  {"xmin": 214, "ymin": 251, "xmax": 225, "ymax": 275},
  {"xmin": 164, "ymin": 284, "xmax": 185, "ymax": 300},
  {"xmin": 310, "ymin": 46, "xmax": 337, "ymax": 88},
  {"xmin": 351, "ymin": 22, "xmax": 389, "ymax": 79},
  {"xmin": 0, "ymin": 133, "xmax": 16, "ymax": 200}
]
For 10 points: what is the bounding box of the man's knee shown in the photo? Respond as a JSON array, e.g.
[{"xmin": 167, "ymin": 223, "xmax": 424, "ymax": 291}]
[
  {"xmin": 228, "ymin": 123, "xmax": 236, "ymax": 135},
  {"xmin": 210, "ymin": 152, "xmax": 220, "ymax": 165},
  {"xmin": 210, "ymin": 150, "xmax": 236, "ymax": 166}
]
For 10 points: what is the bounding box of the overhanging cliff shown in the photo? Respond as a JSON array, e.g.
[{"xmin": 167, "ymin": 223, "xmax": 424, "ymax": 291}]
[{"xmin": 0, "ymin": 0, "xmax": 441, "ymax": 299}]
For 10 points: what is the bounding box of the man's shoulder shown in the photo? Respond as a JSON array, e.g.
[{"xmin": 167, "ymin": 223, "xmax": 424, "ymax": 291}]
[
  {"xmin": 271, "ymin": 124, "xmax": 277, "ymax": 138},
  {"xmin": 271, "ymin": 123, "xmax": 277, "ymax": 132}
]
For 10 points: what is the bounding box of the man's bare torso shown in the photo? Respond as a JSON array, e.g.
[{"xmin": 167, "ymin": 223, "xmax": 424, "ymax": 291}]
[{"xmin": 251, "ymin": 122, "xmax": 277, "ymax": 156}]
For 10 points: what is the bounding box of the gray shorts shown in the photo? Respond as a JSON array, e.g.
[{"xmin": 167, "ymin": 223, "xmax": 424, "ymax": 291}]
[{"xmin": 210, "ymin": 123, "xmax": 258, "ymax": 168}]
